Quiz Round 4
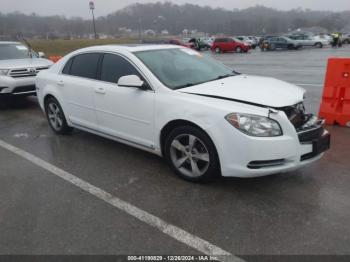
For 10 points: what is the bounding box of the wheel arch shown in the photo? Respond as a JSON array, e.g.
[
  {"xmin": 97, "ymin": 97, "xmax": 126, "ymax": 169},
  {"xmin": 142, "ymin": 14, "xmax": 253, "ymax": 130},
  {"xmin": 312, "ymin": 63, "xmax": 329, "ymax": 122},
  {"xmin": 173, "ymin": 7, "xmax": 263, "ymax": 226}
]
[{"xmin": 159, "ymin": 119, "xmax": 218, "ymax": 158}]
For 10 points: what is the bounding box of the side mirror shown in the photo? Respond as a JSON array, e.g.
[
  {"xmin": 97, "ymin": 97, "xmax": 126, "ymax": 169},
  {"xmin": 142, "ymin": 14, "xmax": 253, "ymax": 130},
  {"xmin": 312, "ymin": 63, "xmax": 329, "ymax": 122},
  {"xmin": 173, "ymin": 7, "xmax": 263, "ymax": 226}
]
[
  {"xmin": 38, "ymin": 52, "xmax": 46, "ymax": 58},
  {"xmin": 117, "ymin": 75, "xmax": 148, "ymax": 90}
]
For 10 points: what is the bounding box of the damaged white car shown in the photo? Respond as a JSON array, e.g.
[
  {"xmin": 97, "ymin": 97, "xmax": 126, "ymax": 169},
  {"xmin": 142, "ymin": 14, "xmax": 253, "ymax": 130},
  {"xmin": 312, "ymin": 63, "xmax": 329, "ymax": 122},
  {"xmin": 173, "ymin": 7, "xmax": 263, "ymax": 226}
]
[{"xmin": 36, "ymin": 45, "xmax": 330, "ymax": 182}]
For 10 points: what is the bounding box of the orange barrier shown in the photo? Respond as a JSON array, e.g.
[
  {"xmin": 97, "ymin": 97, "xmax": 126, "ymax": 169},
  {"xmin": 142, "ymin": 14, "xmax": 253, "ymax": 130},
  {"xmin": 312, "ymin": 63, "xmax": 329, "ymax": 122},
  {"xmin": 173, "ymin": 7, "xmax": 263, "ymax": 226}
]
[
  {"xmin": 48, "ymin": 55, "xmax": 63, "ymax": 63},
  {"xmin": 319, "ymin": 58, "xmax": 350, "ymax": 127}
]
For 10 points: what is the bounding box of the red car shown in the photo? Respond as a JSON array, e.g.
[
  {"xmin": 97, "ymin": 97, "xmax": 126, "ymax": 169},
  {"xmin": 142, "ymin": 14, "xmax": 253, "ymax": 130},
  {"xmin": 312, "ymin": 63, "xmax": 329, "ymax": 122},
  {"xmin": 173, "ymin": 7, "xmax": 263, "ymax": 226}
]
[
  {"xmin": 211, "ymin": 37, "xmax": 250, "ymax": 53},
  {"xmin": 169, "ymin": 39, "xmax": 194, "ymax": 49}
]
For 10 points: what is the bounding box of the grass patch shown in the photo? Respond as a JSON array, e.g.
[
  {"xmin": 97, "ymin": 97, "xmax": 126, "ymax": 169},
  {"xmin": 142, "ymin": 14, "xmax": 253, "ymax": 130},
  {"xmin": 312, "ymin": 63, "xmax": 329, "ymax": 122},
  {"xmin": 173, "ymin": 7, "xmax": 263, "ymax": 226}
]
[{"xmin": 28, "ymin": 38, "xmax": 141, "ymax": 57}]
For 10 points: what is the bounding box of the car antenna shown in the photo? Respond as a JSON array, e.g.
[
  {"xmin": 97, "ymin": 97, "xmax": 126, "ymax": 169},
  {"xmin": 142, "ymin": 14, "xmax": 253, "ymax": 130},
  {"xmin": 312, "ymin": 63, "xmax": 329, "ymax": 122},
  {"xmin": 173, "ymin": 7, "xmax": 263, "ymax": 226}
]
[{"xmin": 17, "ymin": 35, "xmax": 33, "ymax": 58}]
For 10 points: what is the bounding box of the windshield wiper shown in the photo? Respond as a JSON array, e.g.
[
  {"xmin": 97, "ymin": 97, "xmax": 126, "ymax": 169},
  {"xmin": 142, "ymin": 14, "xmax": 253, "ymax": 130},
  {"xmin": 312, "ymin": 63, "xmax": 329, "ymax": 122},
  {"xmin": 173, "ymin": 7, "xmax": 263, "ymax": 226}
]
[
  {"xmin": 173, "ymin": 71, "xmax": 240, "ymax": 90},
  {"xmin": 215, "ymin": 73, "xmax": 236, "ymax": 80},
  {"xmin": 173, "ymin": 83, "xmax": 195, "ymax": 90}
]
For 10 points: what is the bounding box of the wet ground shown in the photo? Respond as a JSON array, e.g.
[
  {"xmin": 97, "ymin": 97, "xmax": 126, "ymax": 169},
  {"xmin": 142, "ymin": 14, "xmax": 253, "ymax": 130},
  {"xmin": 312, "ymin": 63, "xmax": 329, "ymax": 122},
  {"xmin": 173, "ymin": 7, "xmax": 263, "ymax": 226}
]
[{"xmin": 0, "ymin": 45, "xmax": 350, "ymax": 260}]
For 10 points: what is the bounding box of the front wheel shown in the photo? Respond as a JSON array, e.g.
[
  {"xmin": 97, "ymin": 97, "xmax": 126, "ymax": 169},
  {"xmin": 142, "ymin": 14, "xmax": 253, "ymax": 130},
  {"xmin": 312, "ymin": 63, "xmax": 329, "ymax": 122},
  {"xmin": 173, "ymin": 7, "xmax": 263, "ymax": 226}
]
[
  {"xmin": 315, "ymin": 42, "xmax": 323, "ymax": 48},
  {"xmin": 235, "ymin": 46, "xmax": 242, "ymax": 53},
  {"xmin": 214, "ymin": 47, "xmax": 221, "ymax": 53},
  {"xmin": 45, "ymin": 97, "xmax": 73, "ymax": 135},
  {"xmin": 164, "ymin": 126, "xmax": 220, "ymax": 182}
]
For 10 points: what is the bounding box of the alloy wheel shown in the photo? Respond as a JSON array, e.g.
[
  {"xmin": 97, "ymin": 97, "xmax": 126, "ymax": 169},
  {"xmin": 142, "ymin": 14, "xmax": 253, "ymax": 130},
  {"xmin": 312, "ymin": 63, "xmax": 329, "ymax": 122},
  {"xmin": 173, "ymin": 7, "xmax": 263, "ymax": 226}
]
[
  {"xmin": 170, "ymin": 134, "xmax": 210, "ymax": 178},
  {"xmin": 47, "ymin": 102, "xmax": 63, "ymax": 131}
]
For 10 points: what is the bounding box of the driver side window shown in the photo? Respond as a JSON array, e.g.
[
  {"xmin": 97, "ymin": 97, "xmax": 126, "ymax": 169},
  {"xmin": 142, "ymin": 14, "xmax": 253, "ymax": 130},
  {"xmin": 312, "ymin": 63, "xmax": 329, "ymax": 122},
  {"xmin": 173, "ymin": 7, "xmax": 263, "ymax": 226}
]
[{"xmin": 100, "ymin": 54, "xmax": 141, "ymax": 84}]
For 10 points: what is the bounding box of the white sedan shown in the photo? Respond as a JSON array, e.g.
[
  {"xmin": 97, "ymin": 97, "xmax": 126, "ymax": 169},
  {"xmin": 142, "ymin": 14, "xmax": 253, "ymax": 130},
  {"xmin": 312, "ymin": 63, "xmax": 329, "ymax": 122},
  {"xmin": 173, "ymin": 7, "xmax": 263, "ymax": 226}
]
[{"xmin": 36, "ymin": 45, "xmax": 330, "ymax": 182}]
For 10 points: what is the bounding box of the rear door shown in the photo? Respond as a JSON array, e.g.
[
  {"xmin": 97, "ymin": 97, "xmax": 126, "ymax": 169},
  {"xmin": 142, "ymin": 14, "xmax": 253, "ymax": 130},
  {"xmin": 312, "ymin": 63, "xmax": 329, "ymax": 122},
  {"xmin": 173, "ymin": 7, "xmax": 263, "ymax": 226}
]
[
  {"xmin": 269, "ymin": 37, "xmax": 278, "ymax": 48},
  {"xmin": 228, "ymin": 38, "xmax": 236, "ymax": 51},
  {"xmin": 304, "ymin": 36, "xmax": 314, "ymax": 46},
  {"xmin": 60, "ymin": 53, "xmax": 101, "ymax": 130},
  {"xmin": 277, "ymin": 37, "xmax": 287, "ymax": 48}
]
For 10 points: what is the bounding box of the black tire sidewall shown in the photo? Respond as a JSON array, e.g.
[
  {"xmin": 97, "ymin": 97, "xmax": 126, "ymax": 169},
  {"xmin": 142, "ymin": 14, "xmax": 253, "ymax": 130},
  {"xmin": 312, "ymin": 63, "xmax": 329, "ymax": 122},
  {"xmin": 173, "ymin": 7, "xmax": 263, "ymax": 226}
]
[{"xmin": 164, "ymin": 126, "xmax": 220, "ymax": 182}]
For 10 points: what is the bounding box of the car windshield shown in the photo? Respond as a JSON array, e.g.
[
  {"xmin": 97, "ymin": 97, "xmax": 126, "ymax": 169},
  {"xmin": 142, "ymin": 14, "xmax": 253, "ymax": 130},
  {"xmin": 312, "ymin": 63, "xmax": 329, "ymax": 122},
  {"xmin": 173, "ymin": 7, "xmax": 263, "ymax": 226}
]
[
  {"xmin": 0, "ymin": 43, "xmax": 37, "ymax": 60},
  {"xmin": 134, "ymin": 48, "xmax": 237, "ymax": 90}
]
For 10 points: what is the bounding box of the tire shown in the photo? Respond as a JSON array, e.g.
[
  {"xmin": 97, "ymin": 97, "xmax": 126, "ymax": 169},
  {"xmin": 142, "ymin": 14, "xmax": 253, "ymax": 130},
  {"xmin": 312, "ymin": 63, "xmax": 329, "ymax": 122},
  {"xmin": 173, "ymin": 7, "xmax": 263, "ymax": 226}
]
[
  {"xmin": 164, "ymin": 125, "xmax": 220, "ymax": 183},
  {"xmin": 287, "ymin": 44, "xmax": 294, "ymax": 50},
  {"xmin": 315, "ymin": 42, "xmax": 323, "ymax": 48},
  {"xmin": 235, "ymin": 46, "xmax": 242, "ymax": 53},
  {"xmin": 268, "ymin": 44, "xmax": 275, "ymax": 51},
  {"xmin": 215, "ymin": 47, "xmax": 221, "ymax": 53},
  {"xmin": 45, "ymin": 97, "xmax": 73, "ymax": 135}
]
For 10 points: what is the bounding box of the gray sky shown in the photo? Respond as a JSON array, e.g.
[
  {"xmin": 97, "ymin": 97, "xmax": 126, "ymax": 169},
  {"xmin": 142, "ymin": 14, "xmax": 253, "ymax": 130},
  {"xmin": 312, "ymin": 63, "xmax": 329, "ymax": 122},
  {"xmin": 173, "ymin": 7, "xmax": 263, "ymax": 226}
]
[{"xmin": 1, "ymin": 0, "xmax": 349, "ymax": 18}]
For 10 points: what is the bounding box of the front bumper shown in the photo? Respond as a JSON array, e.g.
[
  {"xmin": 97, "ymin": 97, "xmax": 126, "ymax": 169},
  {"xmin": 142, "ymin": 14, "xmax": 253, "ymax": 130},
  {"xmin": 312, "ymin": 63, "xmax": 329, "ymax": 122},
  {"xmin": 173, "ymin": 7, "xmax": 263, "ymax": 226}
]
[
  {"xmin": 212, "ymin": 112, "xmax": 330, "ymax": 178},
  {"xmin": 0, "ymin": 76, "xmax": 36, "ymax": 96}
]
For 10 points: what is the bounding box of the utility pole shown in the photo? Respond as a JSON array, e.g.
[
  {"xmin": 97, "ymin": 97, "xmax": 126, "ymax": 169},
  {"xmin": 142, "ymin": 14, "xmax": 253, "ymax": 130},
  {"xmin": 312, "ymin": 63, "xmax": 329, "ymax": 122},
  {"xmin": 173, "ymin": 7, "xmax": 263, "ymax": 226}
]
[
  {"xmin": 138, "ymin": 18, "xmax": 142, "ymax": 40},
  {"xmin": 89, "ymin": 1, "xmax": 97, "ymax": 39}
]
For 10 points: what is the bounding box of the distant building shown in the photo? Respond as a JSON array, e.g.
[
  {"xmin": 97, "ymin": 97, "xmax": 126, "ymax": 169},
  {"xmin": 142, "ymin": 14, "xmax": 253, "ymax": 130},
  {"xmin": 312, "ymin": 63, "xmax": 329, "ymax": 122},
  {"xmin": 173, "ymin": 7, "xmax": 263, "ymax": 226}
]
[{"xmin": 144, "ymin": 29, "xmax": 156, "ymax": 36}]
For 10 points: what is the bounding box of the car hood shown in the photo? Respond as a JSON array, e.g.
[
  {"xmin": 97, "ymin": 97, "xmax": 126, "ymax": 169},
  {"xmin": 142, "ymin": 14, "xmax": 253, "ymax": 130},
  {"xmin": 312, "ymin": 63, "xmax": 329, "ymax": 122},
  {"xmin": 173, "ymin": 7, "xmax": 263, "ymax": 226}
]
[
  {"xmin": 0, "ymin": 58, "xmax": 53, "ymax": 69},
  {"xmin": 178, "ymin": 75, "xmax": 305, "ymax": 108}
]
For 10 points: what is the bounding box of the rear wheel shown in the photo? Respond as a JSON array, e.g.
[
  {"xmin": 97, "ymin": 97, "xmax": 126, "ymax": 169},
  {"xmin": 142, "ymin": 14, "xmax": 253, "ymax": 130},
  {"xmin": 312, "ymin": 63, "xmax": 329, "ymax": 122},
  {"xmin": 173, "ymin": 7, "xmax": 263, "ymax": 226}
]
[
  {"xmin": 45, "ymin": 97, "xmax": 73, "ymax": 135},
  {"xmin": 287, "ymin": 44, "xmax": 294, "ymax": 50},
  {"xmin": 315, "ymin": 42, "xmax": 323, "ymax": 48},
  {"xmin": 164, "ymin": 126, "xmax": 220, "ymax": 182}
]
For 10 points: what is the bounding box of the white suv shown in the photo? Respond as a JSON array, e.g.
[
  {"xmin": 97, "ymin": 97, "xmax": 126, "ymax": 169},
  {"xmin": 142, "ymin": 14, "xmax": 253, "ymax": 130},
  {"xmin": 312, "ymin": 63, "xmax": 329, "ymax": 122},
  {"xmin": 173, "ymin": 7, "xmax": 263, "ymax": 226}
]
[
  {"xmin": 36, "ymin": 45, "xmax": 330, "ymax": 182},
  {"xmin": 0, "ymin": 41, "xmax": 53, "ymax": 97}
]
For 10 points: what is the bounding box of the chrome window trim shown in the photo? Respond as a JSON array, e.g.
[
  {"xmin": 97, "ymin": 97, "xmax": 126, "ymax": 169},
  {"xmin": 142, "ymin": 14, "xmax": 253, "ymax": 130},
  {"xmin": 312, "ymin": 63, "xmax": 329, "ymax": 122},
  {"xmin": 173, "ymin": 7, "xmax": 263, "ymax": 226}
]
[{"xmin": 58, "ymin": 51, "xmax": 155, "ymax": 92}]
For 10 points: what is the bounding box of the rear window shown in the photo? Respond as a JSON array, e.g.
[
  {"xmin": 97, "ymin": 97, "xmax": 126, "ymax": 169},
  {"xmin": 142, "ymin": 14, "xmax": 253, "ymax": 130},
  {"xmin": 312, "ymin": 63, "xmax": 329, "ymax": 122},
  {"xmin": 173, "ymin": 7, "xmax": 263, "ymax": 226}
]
[
  {"xmin": 62, "ymin": 58, "xmax": 73, "ymax": 75},
  {"xmin": 215, "ymin": 38, "xmax": 229, "ymax": 43},
  {"xmin": 69, "ymin": 53, "xmax": 100, "ymax": 79}
]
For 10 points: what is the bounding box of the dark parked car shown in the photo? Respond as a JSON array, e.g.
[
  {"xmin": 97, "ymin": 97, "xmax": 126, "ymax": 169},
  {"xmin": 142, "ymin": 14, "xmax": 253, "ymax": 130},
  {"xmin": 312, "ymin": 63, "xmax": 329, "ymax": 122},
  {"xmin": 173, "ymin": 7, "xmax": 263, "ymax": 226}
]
[
  {"xmin": 262, "ymin": 36, "xmax": 302, "ymax": 51},
  {"xmin": 188, "ymin": 38, "xmax": 211, "ymax": 51}
]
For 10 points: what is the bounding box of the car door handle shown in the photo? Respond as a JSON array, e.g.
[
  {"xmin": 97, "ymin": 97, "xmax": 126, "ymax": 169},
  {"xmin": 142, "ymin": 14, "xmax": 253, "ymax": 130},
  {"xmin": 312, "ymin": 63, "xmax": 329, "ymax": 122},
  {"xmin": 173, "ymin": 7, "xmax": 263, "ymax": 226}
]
[
  {"xmin": 94, "ymin": 87, "xmax": 106, "ymax": 94},
  {"xmin": 57, "ymin": 80, "xmax": 64, "ymax": 86}
]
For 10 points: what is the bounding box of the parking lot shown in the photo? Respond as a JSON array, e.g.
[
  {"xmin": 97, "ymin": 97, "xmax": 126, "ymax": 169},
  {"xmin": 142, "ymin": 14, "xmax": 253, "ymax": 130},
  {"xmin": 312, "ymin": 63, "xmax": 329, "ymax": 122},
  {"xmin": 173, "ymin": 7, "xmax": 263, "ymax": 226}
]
[{"xmin": 1, "ymin": 45, "xmax": 350, "ymax": 260}]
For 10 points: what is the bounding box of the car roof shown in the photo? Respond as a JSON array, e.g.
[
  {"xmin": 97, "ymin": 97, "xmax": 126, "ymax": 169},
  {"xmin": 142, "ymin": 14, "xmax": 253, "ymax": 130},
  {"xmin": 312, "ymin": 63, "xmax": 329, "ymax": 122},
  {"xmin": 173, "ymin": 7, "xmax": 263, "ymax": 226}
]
[{"xmin": 72, "ymin": 44, "xmax": 183, "ymax": 54}]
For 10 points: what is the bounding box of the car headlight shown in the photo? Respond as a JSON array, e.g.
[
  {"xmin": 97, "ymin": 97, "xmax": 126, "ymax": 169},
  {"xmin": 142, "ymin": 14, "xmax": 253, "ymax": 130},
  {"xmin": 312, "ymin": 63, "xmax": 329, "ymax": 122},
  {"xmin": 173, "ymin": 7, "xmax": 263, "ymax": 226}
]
[
  {"xmin": 0, "ymin": 69, "xmax": 9, "ymax": 76},
  {"xmin": 225, "ymin": 113, "xmax": 282, "ymax": 137}
]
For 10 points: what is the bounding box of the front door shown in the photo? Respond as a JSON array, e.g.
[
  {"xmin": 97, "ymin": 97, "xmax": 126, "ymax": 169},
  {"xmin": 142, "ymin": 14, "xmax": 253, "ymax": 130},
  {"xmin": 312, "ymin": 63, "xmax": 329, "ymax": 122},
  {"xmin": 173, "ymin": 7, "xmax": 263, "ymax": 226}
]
[{"xmin": 93, "ymin": 53, "xmax": 155, "ymax": 148}]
